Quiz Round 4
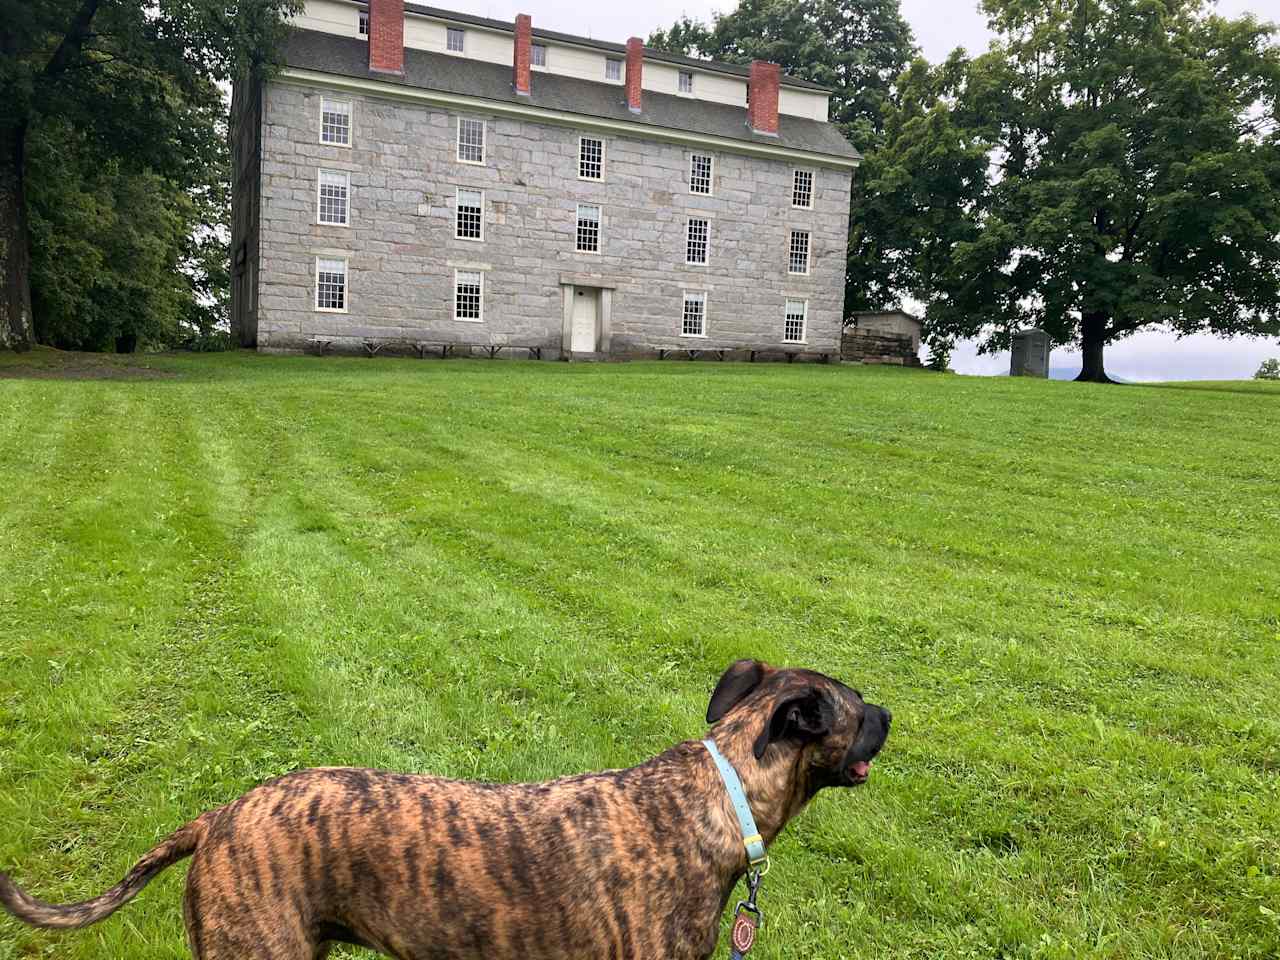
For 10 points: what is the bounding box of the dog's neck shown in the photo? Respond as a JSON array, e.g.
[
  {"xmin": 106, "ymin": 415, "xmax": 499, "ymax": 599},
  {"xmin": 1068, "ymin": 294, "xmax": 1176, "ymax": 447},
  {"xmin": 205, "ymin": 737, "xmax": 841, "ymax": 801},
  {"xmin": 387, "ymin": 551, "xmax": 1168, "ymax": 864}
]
[{"xmin": 700, "ymin": 714, "xmax": 814, "ymax": 852}]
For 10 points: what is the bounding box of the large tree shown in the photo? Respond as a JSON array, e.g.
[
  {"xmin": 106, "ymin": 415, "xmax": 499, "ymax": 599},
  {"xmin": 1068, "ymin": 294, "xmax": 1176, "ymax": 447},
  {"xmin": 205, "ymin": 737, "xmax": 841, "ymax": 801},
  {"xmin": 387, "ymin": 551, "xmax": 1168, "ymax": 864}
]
[
  {"xmin": 648, "ymin": 0, "xmax": 918, "ymax": 315},
  {"xmin": 0, "ymin": 0, "xmax": 297, "ymax": 351},
  {"xmin": 869, "ymin": 0, "xmax": 1280, "ymax": 381}
]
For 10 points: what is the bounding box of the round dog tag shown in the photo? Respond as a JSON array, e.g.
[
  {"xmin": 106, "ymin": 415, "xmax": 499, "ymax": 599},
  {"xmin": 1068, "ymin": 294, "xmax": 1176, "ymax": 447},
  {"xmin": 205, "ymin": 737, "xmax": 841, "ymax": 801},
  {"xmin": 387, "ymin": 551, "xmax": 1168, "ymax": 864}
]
[{"xmin": 731, "ymin": 912, "xmax": 757, "ymax": 954}]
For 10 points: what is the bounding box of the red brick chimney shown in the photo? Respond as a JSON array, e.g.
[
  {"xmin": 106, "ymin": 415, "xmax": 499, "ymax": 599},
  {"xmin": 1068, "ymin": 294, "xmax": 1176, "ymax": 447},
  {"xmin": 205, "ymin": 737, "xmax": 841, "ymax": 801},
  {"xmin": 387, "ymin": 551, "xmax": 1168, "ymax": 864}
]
[
  {"xmin": 513, "ymin": 14, "xmax": 532, "ymax": 96},
  {"xmin": 625, "ymin": 37, "xmax": 643, "ymax": 113},
  {"xmin": 747, "ymin": 60, "xmax": 780, "ymax": 136},
  {"xmin": 368, "ymin": 0, "xmax": 404, "ymax": 75}
]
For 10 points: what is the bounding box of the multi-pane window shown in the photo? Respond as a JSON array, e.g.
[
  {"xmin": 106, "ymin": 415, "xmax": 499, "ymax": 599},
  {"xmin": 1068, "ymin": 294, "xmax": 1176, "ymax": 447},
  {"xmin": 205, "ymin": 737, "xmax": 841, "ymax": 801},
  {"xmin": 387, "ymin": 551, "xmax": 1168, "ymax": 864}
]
[
  {"xmin": 532, "ymin": 43, "xmax": 547, "ymax": 67},
  {"xmin": 678, "ymin": 70, "xmax": 694, "ymax": 94},
  {"xmin": 317, "ymin": 170, "xmax": 349, "ymax": 226},
  {"xmin": 792, "ymin": 169, "xmax": 814, "ymax": 208},
  {"xmin": 315, "ymin": 258, "xmax": 347, "ymax": 311},
  {"xmin": 454, "ymin": 270, "xmax": 483, "ymax": 321},
  {"xmin": 689, "ymin": 154, "xmax": 713, "ymax": 195},
  {"xmin": 457, "ymin": 117, "xmax": 485, "ymax": 163},
  {"xmin": 320, "ymin": 98, "xmax": 351, "ymax": 146},
  {"xmin": 579, "ymin": 137, "xmax": 603, "ymax": 180},
  {"xmin": 455, "ymin": 188, "xmax": 483, "ymax": 241},
  {"xmin": 446, "ymin": 27, "xmax": 465, "ymax": 52},
  {"xmin": 605, "ymin": 58, "xmax": 622, "ymax": 81},
  {"xmin": 358, "ymin": 10, "xmax": 368, "ymax": 35},
  {"xmin": 682, "ymin": 291, "xmax": 706, "ymax": 336},
  {"xmin": 576, "ymin": 203, "xmax": 601, "ymax": 253},
  {"xmin": 686, "ymin": 218, "xmax": 709, "ymax": 265},
  {"xmin": 784, "ymin": 299, "xmax": 808, "ymax": 342},
  {"xmin": 789, "ymin": 230, "xmax": 811, "ymax": 274}
]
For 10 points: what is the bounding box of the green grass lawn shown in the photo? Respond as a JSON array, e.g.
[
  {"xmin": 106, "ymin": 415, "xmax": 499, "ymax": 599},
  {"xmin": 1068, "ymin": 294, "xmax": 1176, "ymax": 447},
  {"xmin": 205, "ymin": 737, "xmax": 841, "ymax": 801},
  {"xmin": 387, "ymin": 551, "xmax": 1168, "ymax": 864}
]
[{"xmin": 1, "ymin": 349, "xmax": 1278, "ymax": 959}]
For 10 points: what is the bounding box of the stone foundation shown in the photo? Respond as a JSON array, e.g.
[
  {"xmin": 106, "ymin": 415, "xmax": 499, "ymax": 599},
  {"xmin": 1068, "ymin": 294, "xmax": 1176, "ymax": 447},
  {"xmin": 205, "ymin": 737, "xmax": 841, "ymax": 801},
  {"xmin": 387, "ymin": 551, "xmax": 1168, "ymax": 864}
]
[{"xmin": 841, "ymin": 329, "xmax": 922, "ymax": 366}]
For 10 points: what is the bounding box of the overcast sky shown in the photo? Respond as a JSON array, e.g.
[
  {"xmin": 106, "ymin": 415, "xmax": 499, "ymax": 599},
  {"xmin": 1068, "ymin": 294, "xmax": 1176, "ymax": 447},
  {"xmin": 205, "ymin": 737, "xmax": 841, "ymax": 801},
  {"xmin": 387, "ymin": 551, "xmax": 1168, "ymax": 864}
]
[{"xmin": 451, "ymin": 0, "xmax": 1280, "ymax": 379}]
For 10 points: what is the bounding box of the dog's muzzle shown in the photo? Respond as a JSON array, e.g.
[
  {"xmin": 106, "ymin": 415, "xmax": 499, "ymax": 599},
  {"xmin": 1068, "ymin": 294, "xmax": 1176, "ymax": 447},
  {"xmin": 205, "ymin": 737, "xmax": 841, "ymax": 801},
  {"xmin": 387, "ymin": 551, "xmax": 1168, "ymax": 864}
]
[{"xmin": 843, "ymin": 705, "xmax": 891, "ymax": 786}]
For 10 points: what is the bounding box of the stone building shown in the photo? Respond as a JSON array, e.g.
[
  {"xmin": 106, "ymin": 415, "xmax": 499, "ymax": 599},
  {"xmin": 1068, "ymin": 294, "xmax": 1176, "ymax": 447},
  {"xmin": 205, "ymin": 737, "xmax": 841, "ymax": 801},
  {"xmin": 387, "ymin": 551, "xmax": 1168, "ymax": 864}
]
[{"xmin": 231, "ymin": 0, "xmax": 860, "ymax": 359}]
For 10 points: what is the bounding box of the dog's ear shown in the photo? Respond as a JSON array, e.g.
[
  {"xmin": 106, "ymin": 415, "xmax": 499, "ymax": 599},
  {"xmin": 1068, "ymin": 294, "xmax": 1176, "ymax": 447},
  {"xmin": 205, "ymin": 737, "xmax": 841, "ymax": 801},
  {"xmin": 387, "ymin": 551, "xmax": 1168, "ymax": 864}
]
[
  {"xmin": 706, "ymin": 659, "xmax": 767, "ymax": 723},
  {"xmin": 753, "ymin": 687, "xmax": 830, "ymax": 759}
]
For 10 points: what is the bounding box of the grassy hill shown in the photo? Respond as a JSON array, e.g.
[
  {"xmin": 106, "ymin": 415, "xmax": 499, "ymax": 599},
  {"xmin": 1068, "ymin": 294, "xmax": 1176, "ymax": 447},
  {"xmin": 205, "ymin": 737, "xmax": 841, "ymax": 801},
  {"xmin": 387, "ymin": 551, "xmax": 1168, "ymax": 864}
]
[{"xmin": 1, "ymin": 349, "xmax": 1277, "ymax": 959}]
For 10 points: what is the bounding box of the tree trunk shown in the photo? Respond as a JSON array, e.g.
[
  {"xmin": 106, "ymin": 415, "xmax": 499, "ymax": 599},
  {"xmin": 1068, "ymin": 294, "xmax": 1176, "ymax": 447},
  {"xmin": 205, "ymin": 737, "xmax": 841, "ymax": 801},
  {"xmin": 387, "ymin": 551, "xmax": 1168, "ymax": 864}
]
[
  {"xmin": 1075, "ymin": 310, "xmax": 1115, "ymax": 383},
  {"xmin": 0, "ymin": 118, "xmax": 33, "ymax": 352}
]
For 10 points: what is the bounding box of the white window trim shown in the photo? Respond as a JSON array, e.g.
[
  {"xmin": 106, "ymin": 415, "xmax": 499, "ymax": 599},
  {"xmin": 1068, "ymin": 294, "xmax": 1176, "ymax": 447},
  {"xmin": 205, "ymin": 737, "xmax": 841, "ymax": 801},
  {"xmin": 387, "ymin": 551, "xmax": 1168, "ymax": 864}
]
[
  {"xmin": 677, "ymin": 70, "xmax": 695, "ymax": 96},
  {"xmin": 689, "ymin": 153, "xmax": 714, "ymax": 196},
  {"xmin": 453, "ymin": 269, "xmax": 484, "ymax": 322},
  {"xmin": 604, "ymin": 57, "xmax": 623, "ymax": 83},
  {"xmin": 575, "ymin": 203, "xmax": 602, "ymax": 255},
  {"xmin": 685, "ymin": 217, "xmax": 710, "ymax": 267},
  {"xmin": 358, "ymin": 10, "xmax": 368, "ymax": 38},
  {"xmin": 318, "ymin": 97, "xmax": 352, "ymax": 149},
  {"xmin": 316, "ymin": 169, "xmax": 350, "ymax": 227},
  {"xmin": 788, "ymin": 230, "xmax": 812, "ymax": 276},
  {"xmin": 456, "ymin": 116, "xmax": 485, "ymax": 165},
  {"xmin": 792, "ymin": 169, "xmax": 815, "ymax": 209},
  {"xmin": 314, "ymin": 256, "xmax": 349, "ymax": 313},
  {"xmin": 783, "ymin": 298, "xmax": 809, "ymax": 344},
  {"xmin": 680, "ymin": 290, "xmax": 709, "ymax": 338},
  {"xmin": 446, "ymin": 27, "xmax": 466, "ymax": 54},
  {"xmin": 578, "ymin": 136, "xmax": 605, "ymax": 182},
  {"xmin": 454, "ymin": 187, "xmax": 485, "ymax": 242},
  {"xmin": 532, "ymin": 43, "xmax": 548, "ymax": 69}
]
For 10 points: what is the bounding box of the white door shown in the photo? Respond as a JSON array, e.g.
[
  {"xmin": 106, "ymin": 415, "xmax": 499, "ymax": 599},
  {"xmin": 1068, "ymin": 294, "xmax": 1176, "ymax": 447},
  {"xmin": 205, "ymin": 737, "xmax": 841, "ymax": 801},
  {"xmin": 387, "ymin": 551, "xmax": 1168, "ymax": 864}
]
[{"xmin": 571, "ymin": 288, "xmax": 598, "ymax": 352}]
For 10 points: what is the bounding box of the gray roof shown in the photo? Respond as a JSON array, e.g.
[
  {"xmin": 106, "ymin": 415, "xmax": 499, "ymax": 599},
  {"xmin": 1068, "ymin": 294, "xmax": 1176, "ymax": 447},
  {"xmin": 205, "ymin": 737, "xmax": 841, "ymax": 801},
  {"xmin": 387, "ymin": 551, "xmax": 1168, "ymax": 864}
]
[
  {"xmin": 394, "ymin": 3, "xmax": 832, "ymax": 93},
  {"xmin": 282, "ymin": 29, "xmax": 861, "ymax": 162}
]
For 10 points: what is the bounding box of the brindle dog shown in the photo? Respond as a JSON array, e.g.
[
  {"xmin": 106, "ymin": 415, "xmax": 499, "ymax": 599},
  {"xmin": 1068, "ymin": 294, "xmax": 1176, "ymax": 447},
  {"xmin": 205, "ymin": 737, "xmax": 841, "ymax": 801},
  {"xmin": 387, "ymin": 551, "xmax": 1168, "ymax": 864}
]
[{"xmin": 1, "ymin": 659, "xmax": 891, "ymax": 959}]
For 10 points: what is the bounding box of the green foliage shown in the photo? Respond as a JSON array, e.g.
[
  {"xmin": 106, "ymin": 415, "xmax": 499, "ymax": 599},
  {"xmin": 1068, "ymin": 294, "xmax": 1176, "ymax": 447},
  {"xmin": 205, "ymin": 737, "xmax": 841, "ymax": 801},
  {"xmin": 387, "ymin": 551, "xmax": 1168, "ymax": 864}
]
[
  {"xmin": 1, "ymin": 354, "xmax": 1278, "ymax": 958},
  {"xmin": 924, "ymin": 337, "xmax": 954, "ymax": 372},
  {"xmin": 867, "ymin": 0, "xmax": 1280, "ymax": 371},
  {"xmin": 1255, "ymin": 358, "xmax": 1280, "ymax": 380},
  {"xmin": 0, "ymin": 0, "xmax": 301, "ymax": 351},
  {"xmin": 28, "ymin": 122, "xmax": 194, "ymax": 351}
]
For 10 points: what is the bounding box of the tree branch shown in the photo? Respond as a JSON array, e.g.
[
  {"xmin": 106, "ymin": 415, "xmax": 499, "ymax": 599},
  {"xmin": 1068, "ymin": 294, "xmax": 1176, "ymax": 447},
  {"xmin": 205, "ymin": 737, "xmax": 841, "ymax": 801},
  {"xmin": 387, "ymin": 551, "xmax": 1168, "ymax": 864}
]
[{"xmin": 43, "ymin": 0, "xmax": 103, "ymax": 78}]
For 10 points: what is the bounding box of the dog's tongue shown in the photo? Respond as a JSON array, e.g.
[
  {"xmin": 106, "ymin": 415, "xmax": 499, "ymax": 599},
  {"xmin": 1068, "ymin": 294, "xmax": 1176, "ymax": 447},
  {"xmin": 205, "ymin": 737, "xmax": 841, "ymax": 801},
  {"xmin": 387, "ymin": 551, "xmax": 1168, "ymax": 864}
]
[{"xmin": 851, "ymin": 760, "xmax": 871, "ymax": 778}]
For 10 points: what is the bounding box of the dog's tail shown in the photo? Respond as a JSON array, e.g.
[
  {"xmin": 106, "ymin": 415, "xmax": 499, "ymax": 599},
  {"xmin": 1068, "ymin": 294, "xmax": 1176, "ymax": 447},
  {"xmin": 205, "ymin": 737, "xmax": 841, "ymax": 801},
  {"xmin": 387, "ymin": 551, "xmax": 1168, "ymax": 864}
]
[{"xmin": 0, "ymin": 813, "xmax": 211, "ymax": 930}]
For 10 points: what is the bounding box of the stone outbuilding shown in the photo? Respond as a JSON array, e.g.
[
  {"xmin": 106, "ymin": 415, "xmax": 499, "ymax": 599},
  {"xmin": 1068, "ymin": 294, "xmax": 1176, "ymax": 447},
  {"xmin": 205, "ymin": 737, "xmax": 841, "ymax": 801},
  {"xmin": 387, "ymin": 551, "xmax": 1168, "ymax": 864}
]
[{"xmin": 842, "ymin": 310, "xmax": 923, "ymax": 366}]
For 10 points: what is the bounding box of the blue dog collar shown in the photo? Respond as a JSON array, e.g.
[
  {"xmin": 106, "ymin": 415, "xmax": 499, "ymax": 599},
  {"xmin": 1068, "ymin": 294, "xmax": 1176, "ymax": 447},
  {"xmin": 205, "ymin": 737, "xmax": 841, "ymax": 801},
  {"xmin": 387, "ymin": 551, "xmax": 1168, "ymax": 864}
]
[{"xmin": 702, "ymin": 738, "xmax": 768, "ymax": 867}]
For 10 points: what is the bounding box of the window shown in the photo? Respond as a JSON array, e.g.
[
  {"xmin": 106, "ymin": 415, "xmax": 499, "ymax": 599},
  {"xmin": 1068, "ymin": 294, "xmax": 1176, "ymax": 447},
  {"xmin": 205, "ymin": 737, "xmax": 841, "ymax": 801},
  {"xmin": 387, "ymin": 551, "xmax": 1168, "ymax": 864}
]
[
  {"xmin": 784, "ymin": 299, "xmax": 808, "ymax": 342},
  {"xmin": 789, "ymin": 230, "xmax": 810, "ymax": 275},
  {"xmin": 678, "ymin": 70, "xmax": 694, "ymax": 94},
  {"xmin": 532, "ymin": 43, "xmax": 547, "ymax": 67},
  {"xmin": 320, "ymin": 98, "xmax": 351, "ymax": 146},
  {"xmin": 681, "ymin": 291, "xmax": 706, "ymax": 337},
  {"xmin": 446, "ymin": 27, "xmax": 465, "ymax": 52},
  {"xmin": 686, "ymin": 218, "xmax": 709, "ymax": 265},
  {"xmin": 605, "ymin": 58, "xmax": 622, "ymax": 82},
  {"xmin": 579, "ymin": 137, "xmax": 603, "ymax": 180},
  {"xmin": 689, "ymin": 153, "xmax": 713, "ymax": 195},
  {"xmin": 315, "ymin": 258, "xmax": 347, "ymax": 312},
  {"xmin": 358, "ymin": 10, "xmax": 368, "ymax": 35},
  {"xmin": 454, "ymin": 270, "xmax": 483, "ymax": 321},
  {"xmin": 792, "ymin": 169, "xmax": 814, "ymax": 209},
  {"xmin": 455, "ymin": 188, "xmax": 483, "ymax": 241},
  {"xmin": 317, "ymin": 170, "xmax": 349, "ymax": 226},
  {"xmin": 576, "ymin": 203, "xmax": 601, "ymax": 253},
  {"xmin": 457, "ymin": 117, "xmax": 485, "ymax": 164}
]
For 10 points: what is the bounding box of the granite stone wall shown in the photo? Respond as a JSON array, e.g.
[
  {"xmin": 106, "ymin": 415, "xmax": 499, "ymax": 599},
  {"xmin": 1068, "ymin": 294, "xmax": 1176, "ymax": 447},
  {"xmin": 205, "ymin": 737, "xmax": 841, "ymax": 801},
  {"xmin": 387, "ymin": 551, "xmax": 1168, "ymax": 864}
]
[{"xmin": 254, "ymin": 80, "xmax": 853, "ymax": 356}]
